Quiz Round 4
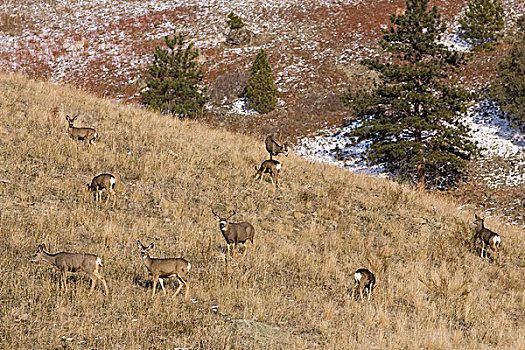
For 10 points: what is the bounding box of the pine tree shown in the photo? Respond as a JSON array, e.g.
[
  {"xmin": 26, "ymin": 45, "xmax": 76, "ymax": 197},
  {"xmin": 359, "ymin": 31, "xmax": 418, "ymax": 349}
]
[
  {"xmin": 141, "ymin": 32, "xmax": 208, "ymax": 118},
  {"xmin": 227, "ymin": 12, "xmax": 245, "ymax": 30},
  {"xmin": 246, "ymin": 49, "xmax": 277, "ymax": 114},
  {"xmin": 491, "ymin": 16, "xmax": 525, "ymax": 127},
  {"xmin": 459, "ymin": 0, "xmax": 505, "ymax": 50},
  {"xmin": 342, "ymin": 0, "xmax": 477, "ymax": 189}
]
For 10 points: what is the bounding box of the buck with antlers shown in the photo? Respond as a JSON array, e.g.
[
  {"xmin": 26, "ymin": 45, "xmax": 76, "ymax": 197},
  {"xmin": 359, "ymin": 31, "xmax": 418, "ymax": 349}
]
[
  {"xmin": 66, "ymin": 115, "xmax": 98, "ymax": 147},
  {"xmin": 87, "ymin": 173, "xmax": 117, "ymax": 208},
  {"xmin": 31, "ymin": 244, "xmax": 109, "ymax": 296},
  {"xmin": 265, "ymin": 134, "xmax": 289, "ymax": 160},
  {"xmin": 137, "ymin": 241, "xmax": 191, "ymax": 299},
  {"xmin": 350, "ymin": 268, "xmax": 375, "ymax": 302},
  {"xmin": 212, "ymin": 205, "xmax": 255, "ymax": 258},
  {"xmin": 473, "ymin": 214, "xmax": 502, "ymax": 264},
  {"xmin": 254, "ymin": 159, "xmax": 281, "ymax": 187}
]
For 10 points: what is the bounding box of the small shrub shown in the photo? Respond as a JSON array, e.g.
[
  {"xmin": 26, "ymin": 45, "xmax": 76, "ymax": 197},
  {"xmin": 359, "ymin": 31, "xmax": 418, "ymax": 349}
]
[
  {"xmin": 227, "ymin": 12, "xmax": 245, "ymax": 30},
  {"xmin": 459, "ymin": 0, "xmax": 505, "ymax": 50},
  {"xmin": 245, "ymin": 49, "xmax": 277, "ymax": 114}
]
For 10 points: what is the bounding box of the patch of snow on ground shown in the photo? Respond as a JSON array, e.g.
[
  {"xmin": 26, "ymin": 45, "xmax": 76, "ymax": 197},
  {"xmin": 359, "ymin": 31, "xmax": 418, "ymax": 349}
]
[{"xmin": 295, "ymin": 100, "xmax": 525, "ymax": 188}]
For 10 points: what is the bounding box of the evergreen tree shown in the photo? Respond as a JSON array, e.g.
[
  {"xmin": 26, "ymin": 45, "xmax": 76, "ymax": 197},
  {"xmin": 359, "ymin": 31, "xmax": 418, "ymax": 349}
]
[
  {"xmin": 459, "ymin": 0, "xmax": 505, "ymax": 50},
  {"xmin": 141, "ymin": 32, "xmax": 208, "ymax": 118},
  {"xmin": 342, "ymin": 0, "xmax": 477, "ymax": 189},
  {"xmin": 491, "ymin": 16, "xmax": 525, "ymax": 127},
  {"xmin": 227, "ymin": 12, "xmax": 245, "ymax": 30},
  {"xmin": 246, "ymin": 49, "xmax": 277, "ymax": 114}
]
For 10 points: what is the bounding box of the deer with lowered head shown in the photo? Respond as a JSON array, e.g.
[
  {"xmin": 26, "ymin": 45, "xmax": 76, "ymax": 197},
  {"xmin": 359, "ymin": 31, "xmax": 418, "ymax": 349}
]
[
  {"xmin": 31, "ymin": 244, "xmax": 109, "ymax": 296},
  {"xmin": 137, "ymin": 241, "xmax": 191, "ymax": 299},
  {"xmin": 254, "ymin": 159, "xmax": 281, "ymax": 187},
  {"xmin": 473, "ymin": 214, "xmax": 502, "ymax": 264},
  {"xmin": 87, "ymin": 173, "xmax": 116, "ymax": 208},
  {"xmin": 350, "ymin": 268, "xmax": 375, "ymax": 302},
  {"xmin": 212, "ymin": 204, "xmax": 255, "ymax": 258},
  {"xmin": 265, "ymin": 134, "xmax": 289, "ymax": 160},
  {"xmin": 66, "ymin": 115, "xmax": 98, "ymax": 147}
]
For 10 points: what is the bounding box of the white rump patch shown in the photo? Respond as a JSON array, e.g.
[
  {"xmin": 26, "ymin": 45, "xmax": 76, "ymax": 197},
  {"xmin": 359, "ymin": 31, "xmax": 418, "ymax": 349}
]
[
  {"xmin": 94, "ymin": 132, "xmax": 98, "ymax": 139},
  {"xmin": 276, "ymin": 163, "xmax": 281, "ymax": 171},
  {"xmin": 493, "ymin": 236, "xmax": 501, "ymax": 245},
  {"xmin": 187, "ymin": 262, "xmax": 191, "ymax": 272},
  {"xmin": 110, "ymin": 177, "xmax": 116, "ymax": 185},
  {"xmin": 354, "ymin": 272, "xmax": 362, "ymax": 281},
  {"xmin": 96, "ymin": 257, "xmax": 102, "ymax": 266}
]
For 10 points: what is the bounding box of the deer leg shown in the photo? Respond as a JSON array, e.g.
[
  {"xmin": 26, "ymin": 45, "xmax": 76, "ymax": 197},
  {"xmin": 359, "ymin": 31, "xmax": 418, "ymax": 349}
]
[
  {"xmin": 87, "ymin": 273, "xmax": 97, "ymax": 296},
  {"xmin": 368, "ymin": 283, "xmax": 373, "ymax": 301},
  {"xmin": 183, "ymin": 280, "xmax": 190, "ymax": 301},
  {"xmin": 111, "ymin": 190, "xmax": 116, "ymax": 208},
  {"xmin": 360, "ymin": 286, "xmax": 365, "ymax": 303},
  {"xmin": 94, "ymin": 271, "xmax": 109, "ymax": 295},
  {"xmin": 481, "ymin": 241, "xmax": 485, "ymax": 258},
  {"xmin": 242, "ymin": 242, "xmax": 248, "ymax": 258},
  {"xmin": 152, "ymin": 276, "xmax": 159, "ymax": 298},
  {"xmin": 159, "ymin": 278, "xmax": 167, "ymax": 295},
  {"xmin": 62, "ymin": 271, "xmax": 68, "ymax": 292},
  {"xmin": 173, "ymin": 277, "xmax": 185, "ymax": 298}
]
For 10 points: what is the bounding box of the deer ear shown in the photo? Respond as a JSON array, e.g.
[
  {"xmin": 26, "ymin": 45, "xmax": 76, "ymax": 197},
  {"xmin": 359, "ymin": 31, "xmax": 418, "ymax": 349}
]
[
  {"xmin": 148, "ymin": 243, "xmax": 154, "ymax": 250},
  {"xmin": 214, "ymin": 215, "xmax": 220, "ymax": 221},
  {"xmin": 38, "ymin": 244, "xmax": 45, "ymax": 251},
  {"xmin": 65, "ymin": 115, "xmax": 69, "ymax": 120},
  {"xmin": 136, "ymin": 240, "xmax": 143, "ymax": 249}
]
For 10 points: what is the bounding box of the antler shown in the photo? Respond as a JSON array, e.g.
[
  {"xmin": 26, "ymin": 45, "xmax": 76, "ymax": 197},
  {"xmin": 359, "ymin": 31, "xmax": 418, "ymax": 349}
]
[{"xmin": 211, "ymin": 203, "xmax": 222, "ymax": 219}]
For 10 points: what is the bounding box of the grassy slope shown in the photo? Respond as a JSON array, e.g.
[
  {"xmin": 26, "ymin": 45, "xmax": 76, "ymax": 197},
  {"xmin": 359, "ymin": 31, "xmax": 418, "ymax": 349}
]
[{"xmin": 0, "ymin": 73, "xmax": 523, "ymax": 349}]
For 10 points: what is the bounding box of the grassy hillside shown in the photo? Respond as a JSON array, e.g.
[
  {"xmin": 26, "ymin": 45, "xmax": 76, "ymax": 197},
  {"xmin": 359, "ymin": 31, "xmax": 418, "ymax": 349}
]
[{"xmin": 0, "ymin": 73, "xmax": 523, "ymax": 349}]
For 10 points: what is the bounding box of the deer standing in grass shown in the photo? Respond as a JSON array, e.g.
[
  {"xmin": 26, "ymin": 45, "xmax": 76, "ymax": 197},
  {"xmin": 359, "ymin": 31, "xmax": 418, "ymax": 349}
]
[
  {"xmin": 87, "ymin": 173, "xmax": 116, "ymax": 208},
  {"xmin": 66, "ymin": 115, "xmax": 98, "ymax": 147},
  {"xmin": 212, "ymin": 205, "xmax": 255, "ymax": 259},
  {"xmin": 351, "ymin": 268, "xmax": 375, "ymax": 302},
  {"xmin": 473, "ymin": 214, "xmax": 502, "ymax": 264},
  {"xmin": 137, "ymin": 241, "xmax": 191, "ymax": 299},
  {"xmin": 265, "ymin": 134, "xmax": 289, "ymax": 160},
  {"xmin": 31, "ymin": 244, "xmax": 109, "ymax": 296},
  {"xmin": 254, "ymin": 159, "xmax": 281, "ymax": 187}
]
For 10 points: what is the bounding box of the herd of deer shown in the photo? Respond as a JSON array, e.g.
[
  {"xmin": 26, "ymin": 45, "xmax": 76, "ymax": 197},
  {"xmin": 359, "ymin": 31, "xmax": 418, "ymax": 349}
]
[{"xmin": 31, "ymin": 116, "xmax": 503, "ymax": 302}]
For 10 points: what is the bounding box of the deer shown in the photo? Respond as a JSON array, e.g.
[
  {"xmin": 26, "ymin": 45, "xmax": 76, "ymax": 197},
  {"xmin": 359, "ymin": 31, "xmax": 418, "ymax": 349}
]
[
  {"xmin": 31, "ymin": 244, "xmax": 109, "ymax": 296},
  {"xmin": 212, "ymin": 204, "xmax": 255, "ymax": 259},
  {"xmin": 473, "ymin": 214, "xmax": 502, "ymax": 264},
  {"xmin": 87, "ymin": 173, "xmax": 116, "ymax": 208},
  {"xmin": 254, "ymin": 159, "xmax": 281, "ymax": 187},
  {"xmin": 350, "ymin": 268, "xmax": 375, "ymax": 302},
  {"xmin": 66, "ymin": 115, "xmax": 98, "ymax": 147},
  {"xmin": 265, "ymin": 134, "xmax": 289, "ymax": 160},
  {"xmin": 137, "ymin": 241, "xmax": 191, "ymax": 299}
]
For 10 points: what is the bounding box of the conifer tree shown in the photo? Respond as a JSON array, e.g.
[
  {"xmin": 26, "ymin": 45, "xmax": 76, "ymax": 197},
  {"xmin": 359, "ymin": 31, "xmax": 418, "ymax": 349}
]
[
  {"xmin": 246, "ymin": 49, "xmax": 277, "ymax": 114},
  {"xmin": 227, "ymin": 12, "xmax": 245, "ymax": 30},
  {"xmin": 491, "ymin": 16, "xmax": 525, "ymax": 127},
  {"xmin": 342, "ymin": 0, "xmax": 477, "ymax": 189},
  {"xmin": 459, "ymin": 0, "xmax": 505, "ymax": 50},
  {"xmin": 141, "ymin": 32, "xmax": 208, "ymax": 118}
]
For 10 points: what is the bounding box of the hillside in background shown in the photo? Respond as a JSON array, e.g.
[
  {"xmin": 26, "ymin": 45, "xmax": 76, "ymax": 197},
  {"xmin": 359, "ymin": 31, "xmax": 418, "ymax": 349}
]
[{"xmin": 0, "ymin": 73, "xmax": 524, "ymax": 348}]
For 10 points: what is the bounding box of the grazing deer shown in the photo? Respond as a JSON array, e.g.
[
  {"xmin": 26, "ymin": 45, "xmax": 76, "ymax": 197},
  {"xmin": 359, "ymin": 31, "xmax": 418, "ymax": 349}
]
[
  {"xmin": 351, "ymin": 268, "xmax": 375, "ymax": 302},
  {"xmin": 265, "ymin": 134, "xmax": 289, "ymax": 160},
  {"xmin": 473, "ymin": 214, "xmax": 501, "ymax": 264},
  {"xmin": 87, "ymin": 173, "xmax": 116, "ymax": 208},
  {"xmin": 31, "ymin": 244, "xmax": 109, "ymax": 295},
  {"xmin": 254, "ymin": 159, "xmax": 281, "ymax": 187},
  {"xmin": 212, "ymin": 205, "xmax": 255, "ymax": 258},
  {"xmin": 137, "ymin": 241, "xmax": 191, "ymax": 299},
  {"xmin": 66, "ymin": 115, "xmax": 98, "ymax": 147}
]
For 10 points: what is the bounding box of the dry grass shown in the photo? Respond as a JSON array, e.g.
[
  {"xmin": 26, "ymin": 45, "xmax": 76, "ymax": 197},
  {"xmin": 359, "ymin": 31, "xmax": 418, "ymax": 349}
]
[{"xmin": 0, "ymin": 73, "xmax": 523, "ymax": 349}]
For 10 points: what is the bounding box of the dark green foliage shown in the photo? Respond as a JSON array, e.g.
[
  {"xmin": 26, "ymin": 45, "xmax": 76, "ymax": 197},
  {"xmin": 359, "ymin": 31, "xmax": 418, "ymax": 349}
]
[
  {"xmin": 227, "ymin": 12, "xmax": 245, "ymax": 30},
  {"xmin": 141, "ymin": 32, "xmax": 208, "ymax": 118},
  {"xmin": 491, "ymin": 16, "xmax": 525, "ymax": 127},
  {"xmin": 342, "ymin": 0, "xmax": 477, "ymax": 189},
  {"xmin": 246, "ymin": 49, "xmax": 277, "ymax": 114},
  {"xmin": 459, "ymin": 0, "xmax": 505, "ymax": 50}
]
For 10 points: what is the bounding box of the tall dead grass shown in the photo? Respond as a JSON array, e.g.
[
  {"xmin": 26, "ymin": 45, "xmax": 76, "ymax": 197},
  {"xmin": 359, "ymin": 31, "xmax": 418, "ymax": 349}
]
[{"xmin": 0, "ymin": 73, "xmax": 523, "ymax": 349}]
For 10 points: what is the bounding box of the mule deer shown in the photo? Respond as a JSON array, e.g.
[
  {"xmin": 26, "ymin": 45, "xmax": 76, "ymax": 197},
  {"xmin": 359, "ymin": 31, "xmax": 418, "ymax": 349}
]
[
  {"xmin": 137, "ymin": 241, "xmax": 191, "ymax": 299},
  {"xmin": 254, "ymin": 159, "xmax": 281, "ymax": 187},
  {"xmin": 66, "ymin": 115, "xmax": 97, "ymax": 147},
  {"xmin": 351, "ymin": 268, "xmax": 375, "ymax": 302},
  {"xmin": 31, "ymin": 244, "xmax": 109, "ymax": 295},
  {"xmin": 473, "ymin": 214, "xmax": 501, "ymax": 264},
  {"xmin": 87, "ymin": 173, "xmax": 116, "ymax": 208},
  {"xmin": 265, "ymin": 134, "xmax": 289, "ymax": 160},
  {"xmin": 212, "ymin": 205, "xmax": 255, "ymax": 258}
]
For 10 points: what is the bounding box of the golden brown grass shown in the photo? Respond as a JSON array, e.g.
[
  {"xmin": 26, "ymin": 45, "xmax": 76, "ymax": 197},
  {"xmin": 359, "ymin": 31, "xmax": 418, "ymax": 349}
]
[{"xmin": 0, "ymin": 73, "xmax": 523, "ymax": 349}]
